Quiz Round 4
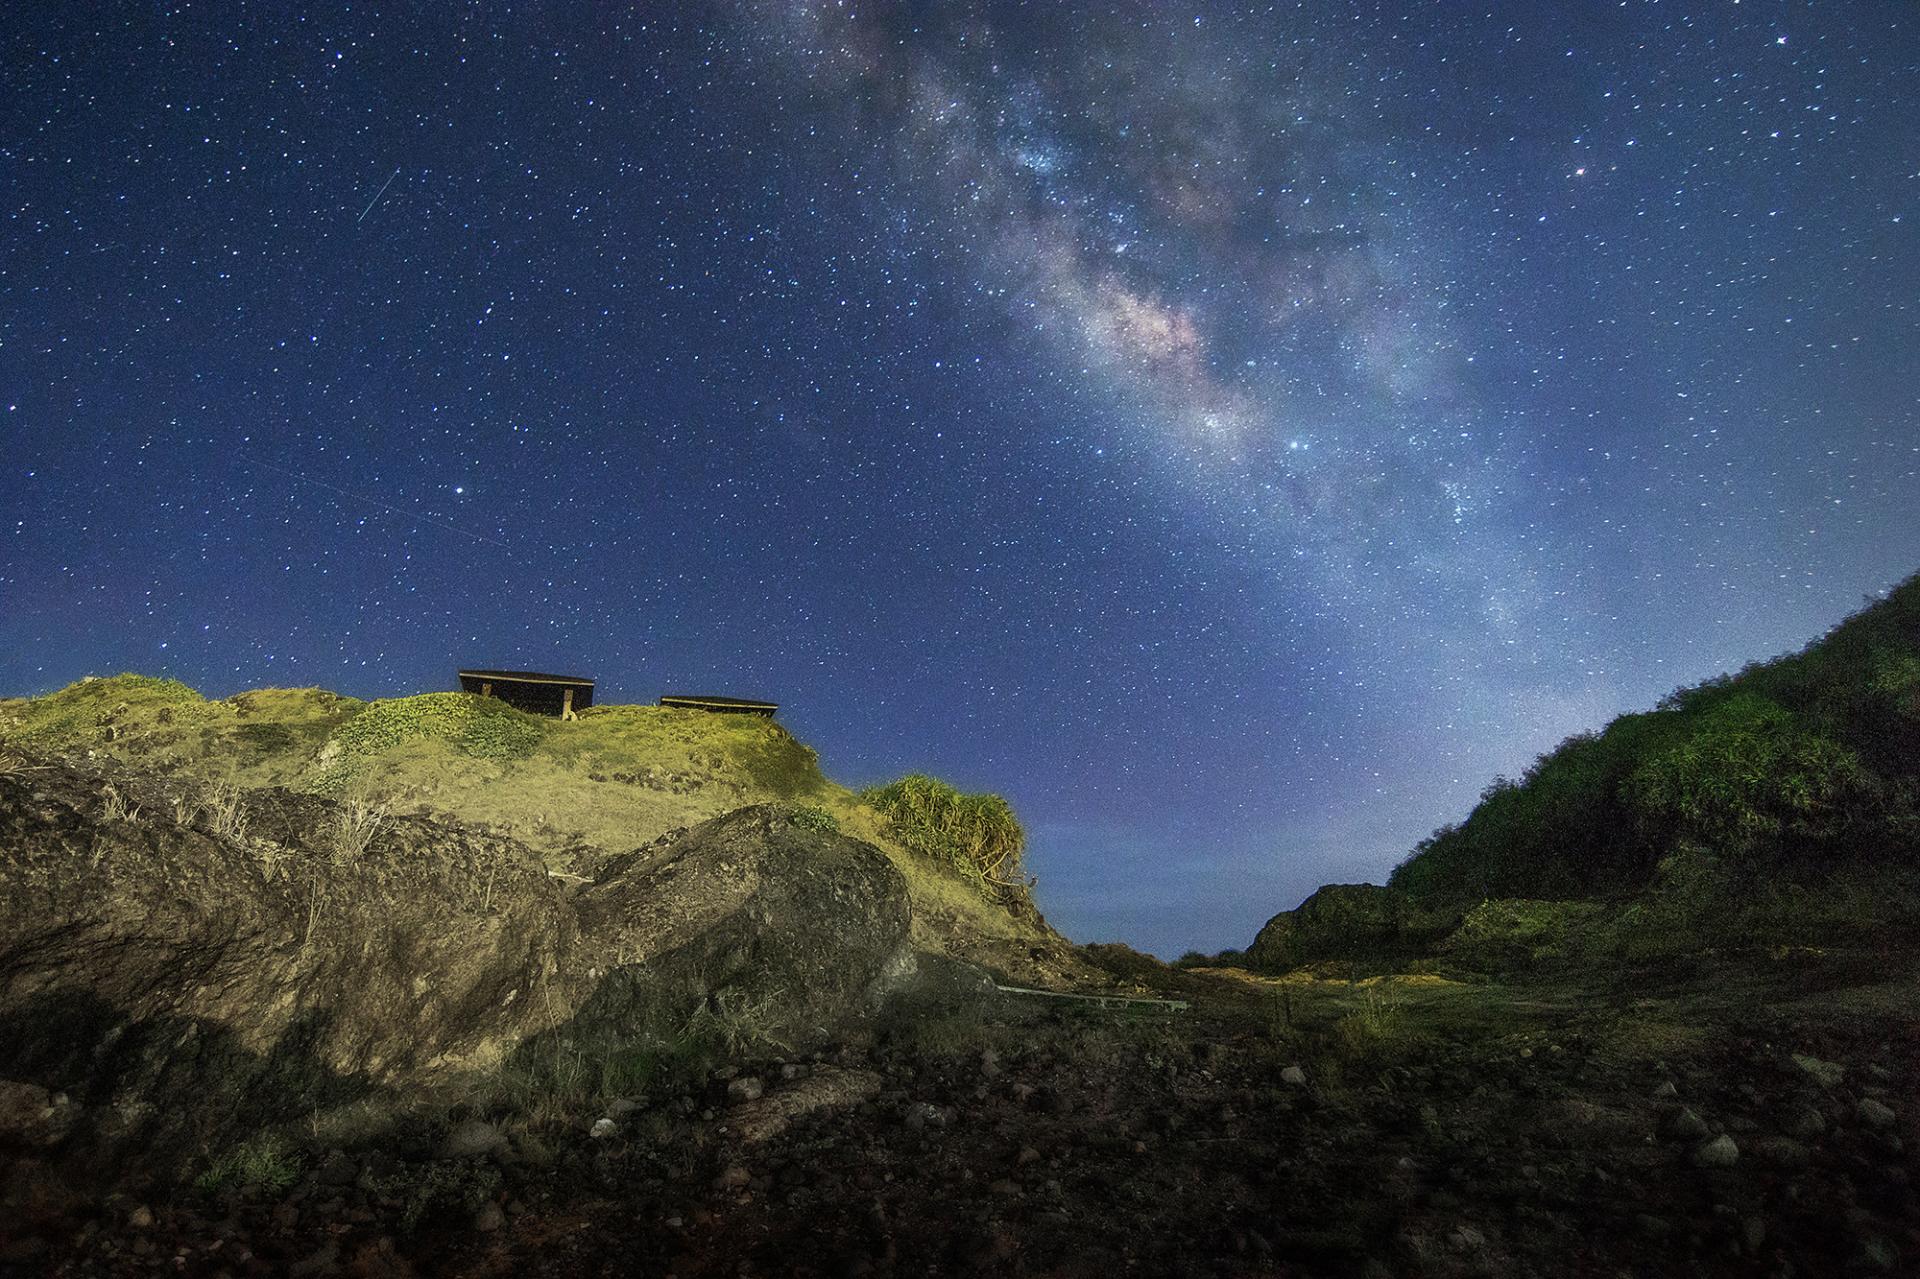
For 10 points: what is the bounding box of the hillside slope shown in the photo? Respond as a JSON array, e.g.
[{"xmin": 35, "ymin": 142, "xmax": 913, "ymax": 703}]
[
  {"xmin": 1244, "ymin": 572, "xmax": 1920, "ymax": 972},
  {"xmin": 0, "ymin": 676, "xmax": 1086, "ymax": 985},
  {"xmin": 1392, "ymin": 572, "xmax": 1920, "ymax": 908}
]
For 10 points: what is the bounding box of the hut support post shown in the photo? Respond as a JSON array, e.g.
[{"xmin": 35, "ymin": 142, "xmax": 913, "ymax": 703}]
[{"xmin": 562, "ymin": 687, "xmax": 576, "ymax": 721}]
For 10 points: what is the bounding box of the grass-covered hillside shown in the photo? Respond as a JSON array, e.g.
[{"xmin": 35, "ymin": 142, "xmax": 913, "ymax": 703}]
[
  {"xmin": 1390, "ymin": 572, "xmax": 1920, "ymax": 912},
  {"xmin": 0, "ymin": 675, "xmax": 1060, "ymax": 978}
]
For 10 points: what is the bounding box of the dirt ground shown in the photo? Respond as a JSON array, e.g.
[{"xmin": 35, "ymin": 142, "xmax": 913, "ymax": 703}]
[{"xmin": 9, "ymin": 944, "xmax": 1915, "ymax": 1278}]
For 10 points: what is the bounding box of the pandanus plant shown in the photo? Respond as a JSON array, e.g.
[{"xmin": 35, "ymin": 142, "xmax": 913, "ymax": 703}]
[{"xmin": 861, "ymin": 773, "xmax": 1030, "ymax": 891}]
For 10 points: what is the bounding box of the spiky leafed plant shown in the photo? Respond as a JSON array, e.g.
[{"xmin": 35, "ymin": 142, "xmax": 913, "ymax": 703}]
[{"xmin": 860, "ymin": 774, "xmax": 1028, "ymax": 889}]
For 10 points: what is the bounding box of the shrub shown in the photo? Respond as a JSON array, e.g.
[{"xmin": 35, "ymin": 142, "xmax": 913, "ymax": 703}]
[
  {"xmin": 314, "ymin": 693, "xmax": 548, "ymax": 791},
  {"xmin": 1624, "ymin": 694, "xmax": 1868, "ymax": 854},
  {"xmin": 367, "ymin": 1160, "xmax": 501, "ymax": 1232},
  {"xmin": 791, "ymin": 804, "xmax": 840, "ymax": 833},
  {"xmin": 1390, "ymin": 711, "xmax": 1688, "ymax": 905},
  {"xmin": 860, "ymin": 774, "xmax": 1027, "ymax": 888},
  {"xmin": 1173, "ymin": 948, "xmax": 1245, "ymax": 969}
]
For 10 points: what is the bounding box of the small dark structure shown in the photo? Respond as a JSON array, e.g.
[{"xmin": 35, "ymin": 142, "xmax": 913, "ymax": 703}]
[
  {"xmin": 659, "ymin": 694, "xmax": 779, "ymax": 718},
  {"xmin": 458, "ymin": 669, "xmax": 595, "ymax": 720}
]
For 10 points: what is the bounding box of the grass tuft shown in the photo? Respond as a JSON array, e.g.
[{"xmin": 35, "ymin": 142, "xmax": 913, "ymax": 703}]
[
  {"xmin": 329, "ymin": 791, "xmax": 390, "ymax": 865},
  {"xmin": 193, "ymin": 1131, "xmax": 301, "ymax": 1196},
  {"xmin": 200, "ymin": 776, "xmax": 249, "ymax": 841},
  {"xmin": 860, "ymin": 774, "xmax": 1028, "ymax": 893}
]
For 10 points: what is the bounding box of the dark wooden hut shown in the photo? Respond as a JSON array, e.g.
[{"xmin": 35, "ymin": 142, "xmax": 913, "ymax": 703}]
[
  {"xmin": 658, "ymin": 694, "xmax": 779, "ymax": 718},
  {"xmin": 458, "ymin": 669, "xmax": 594, "ymax": 719}
]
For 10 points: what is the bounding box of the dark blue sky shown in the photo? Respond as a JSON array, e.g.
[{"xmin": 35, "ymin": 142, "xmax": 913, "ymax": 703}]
[{"xmin": 4, "ymin": 2, "xmax": 1916, "ymax": 957}]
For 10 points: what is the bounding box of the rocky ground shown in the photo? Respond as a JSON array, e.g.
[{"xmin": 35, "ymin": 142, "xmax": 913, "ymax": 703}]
[{"xmin": 7, "ymin": 947, "xmax": 1914, "ymax": 1278}]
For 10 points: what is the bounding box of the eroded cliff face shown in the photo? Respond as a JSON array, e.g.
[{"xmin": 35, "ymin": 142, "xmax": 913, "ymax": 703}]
[{"xmin": 0, "ymin": 757, "xmax": 915, "ymax": 1183}]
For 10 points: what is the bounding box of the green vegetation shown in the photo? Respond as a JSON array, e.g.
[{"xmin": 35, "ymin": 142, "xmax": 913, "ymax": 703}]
[
  {"xmin": 193, "ymin": 1131, "xmax": 302, "ymax": 1196},
  {"xmin": 1438, "ymin": 898, "xmax": 1608, "ymax": 969},
  {"xmin": 483, "ymin": 1035, "xmax": 674, "ymax": 1128},
  {"xmin": 481, "ymin": 988, "xmax": 791, "ymax": 1133},
  {"xmin": 1174, "ymin": 948, "xmax": 1246, "ymax": 969},
  {"xmin": 860, "ymin": 773, "xmax": 1027, "ymax": 891},
  {"xmin": 0, "ymin": 677, "xmax": 360, "ymax": 791},
  {"xmin": 1328, "ymin": 982, "xmax": 1413, "ymax": 1071},
  {"xmin": 1391, "ymin": 573, "xmax": 1920, "ymax": 910},
  {"xmin": 790, "ymin": 804, "xmax": 840, "ymax": 833},
  {"xmin": 1, "ymin": 674, "xmax": 212, "ymax": 750},
  {"xmin": 313, "ymin": 693, "xmax": 548, "ymax": 792},
  {"xmin": 1623, "ymin": 693, "xmax": 1868, "ymax": 853}
]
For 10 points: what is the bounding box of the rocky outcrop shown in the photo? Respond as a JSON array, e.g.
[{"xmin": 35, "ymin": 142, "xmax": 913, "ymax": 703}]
[
  {"xmin": 0, "ymin": 759, "xmax": 914, "ymax": 1183},
  {"xmin": 0, "ymin": 761, "xmax": 578, "ymax": 1175},
  {"xmin": 1246, "ymin": 883, "xmax": 1455, "ymax": 972},
  {"xmin": 565, "ymin": 805, "xmax": 912, "ymax": 1045}
]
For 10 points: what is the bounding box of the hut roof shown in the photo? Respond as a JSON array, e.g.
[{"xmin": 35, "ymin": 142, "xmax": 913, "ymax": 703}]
[
  {"xmin": 659, "ymin": 694, "xmax": 779, "ymax": 714},
  {"xmin": 457, "ymin": 669, "xmax": 594, "ymax": 687}
]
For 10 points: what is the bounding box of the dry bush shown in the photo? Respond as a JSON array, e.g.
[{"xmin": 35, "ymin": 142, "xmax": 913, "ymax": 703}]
[
  {"xmin": 331, "ymin": 793, "xmax": 390, "ymax": 865},
  {"xmin": 680, "ymin": 988, "xmax": 793, "ymax": 1059},
  {"xmin": 100, "ymin": 785, "xmax": 138, "ymax": 822},
  {"xmin": 201, "ymin": 777, "xmax": 248, "ymax": 841}
]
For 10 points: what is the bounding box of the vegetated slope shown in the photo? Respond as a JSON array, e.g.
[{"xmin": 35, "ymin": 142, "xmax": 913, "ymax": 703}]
[
  {"xmin": 1241, "ymin": 574, "xmax": 1920, "ymax": 974},
  {"xmin": 0, "ymin": 677, "xmax": 1082, "ymax": 983},
  {"xmin": 1389, "ymin": 572, "xmax": 1920, "ymax": 911}
]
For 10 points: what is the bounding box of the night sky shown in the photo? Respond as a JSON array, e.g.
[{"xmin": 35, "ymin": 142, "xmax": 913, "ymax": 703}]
[{"xmin": 4, "ymin": 3, "xmax": 1916, "ymax": 957}]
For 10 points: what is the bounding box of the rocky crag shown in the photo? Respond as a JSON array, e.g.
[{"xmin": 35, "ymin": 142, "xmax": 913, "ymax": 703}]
[{"xmin": 0, "ymin": 755, "xmax": 927, "ymax": 1186}]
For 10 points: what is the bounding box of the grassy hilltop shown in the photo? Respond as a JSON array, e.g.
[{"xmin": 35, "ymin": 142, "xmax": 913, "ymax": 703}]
[{"xmin": 0, "ymin": 676, "xmax": 1066, "ymax": 980}]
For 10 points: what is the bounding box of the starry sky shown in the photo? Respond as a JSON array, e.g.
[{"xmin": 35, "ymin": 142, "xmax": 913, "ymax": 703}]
[{"xmin": 4, "ymin": 2, "xmax": 1917, "ymax": 957}]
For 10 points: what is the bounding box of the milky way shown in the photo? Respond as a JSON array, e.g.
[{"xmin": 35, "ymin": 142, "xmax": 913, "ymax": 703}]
[
  {"xmin": 3, "ymin": 2, "xmax": 1916, "ymax": 954},
  {"xmin": 754, "ymin": 5, "xmax": 1512, "ymax": 605}
]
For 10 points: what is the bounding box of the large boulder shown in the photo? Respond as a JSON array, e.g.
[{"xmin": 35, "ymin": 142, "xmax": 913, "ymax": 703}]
[
  {"xmin": 0, "ymin": 760, "xmax": 580, "ymax": 1177},
  {"xmin": 0, "ymin": 762, "xmax": 913, "ymax": 1186},
  {"xmin": 566, "ymin": 805, "xmax": 912, "ymax": 1047}
]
